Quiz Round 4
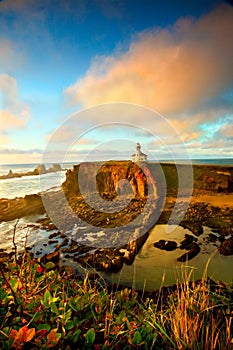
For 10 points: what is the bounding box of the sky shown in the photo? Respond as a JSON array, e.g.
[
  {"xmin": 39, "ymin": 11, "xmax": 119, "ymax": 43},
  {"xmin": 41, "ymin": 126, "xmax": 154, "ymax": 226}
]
[{"xmin": 0, "ymin": 0, "xmax": 233, "ymax": 164}]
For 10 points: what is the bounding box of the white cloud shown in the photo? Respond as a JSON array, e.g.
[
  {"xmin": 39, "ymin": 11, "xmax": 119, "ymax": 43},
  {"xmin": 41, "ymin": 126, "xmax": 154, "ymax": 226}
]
[{"xmin": 0, "ymin": 74, "xmax": 30, "ymax": 134}]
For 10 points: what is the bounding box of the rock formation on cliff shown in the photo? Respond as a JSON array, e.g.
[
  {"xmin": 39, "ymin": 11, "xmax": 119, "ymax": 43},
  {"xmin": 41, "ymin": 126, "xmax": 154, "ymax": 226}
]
[{"xmin": 62, "ymin": 160, "xmax": 157, "ymax": 199}]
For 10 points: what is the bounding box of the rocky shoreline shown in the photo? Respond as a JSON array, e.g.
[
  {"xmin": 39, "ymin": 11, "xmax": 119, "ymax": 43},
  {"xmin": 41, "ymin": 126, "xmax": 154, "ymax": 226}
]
[
  {"xmin": 0, "ymin": 161, "xmax": 233, "ymax": 275},
  {"xmin": 0, "ymin": 163, "xmax": 62, "ymax": 180}
]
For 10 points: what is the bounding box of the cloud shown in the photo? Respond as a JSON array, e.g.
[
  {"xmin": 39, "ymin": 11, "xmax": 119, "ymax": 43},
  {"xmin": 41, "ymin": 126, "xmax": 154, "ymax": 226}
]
[
  {"xmin": 0, "ymin": 74, "xmax": 29, "ymax": 113},
  {"xmin": 65, "ymin": 4, "xmax": 233, "ymax": 117},
  {"xmin": 0, "ymin": 74, "xmax": 30, "ymax": 142},
  {"xmin": 0, "ymin": 110, "xmax": 27, "ymax": 130},
  {"xmin": 45, "ymin": 125, "xmax": 81, "ymax": 145},
  {"xmin": 0, "ymin": 147, "xmax": 43, "ymax": 165},
  {"xmin": 0, "ymin": 148, "xmax": 43, "ymax": 155},
  {"xmin": 219, "ymin": 123, "xmax": 233, "ymax": 139}
]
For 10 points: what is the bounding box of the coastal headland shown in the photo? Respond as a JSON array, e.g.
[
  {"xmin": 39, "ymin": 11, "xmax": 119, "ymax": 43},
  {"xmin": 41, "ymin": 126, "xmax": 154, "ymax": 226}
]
[
  {"xmin": 0, "ymin": 163, "xmax": 62, "ymax": 179},
  {"xmin": 0, "ymin": 161, "xmax": 233, "ymax": 273}
]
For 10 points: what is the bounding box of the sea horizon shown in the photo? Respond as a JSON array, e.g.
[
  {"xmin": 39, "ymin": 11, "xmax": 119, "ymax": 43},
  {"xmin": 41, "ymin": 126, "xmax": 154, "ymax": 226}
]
[{"xmin": 0, "ymin": 157, "xmax": 233, "ymax": 172}]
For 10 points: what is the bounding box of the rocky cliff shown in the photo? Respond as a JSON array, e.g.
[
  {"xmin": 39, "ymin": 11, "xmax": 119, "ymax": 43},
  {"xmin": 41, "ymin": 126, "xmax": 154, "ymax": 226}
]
[{"xmin": 62, "ymin": 160, "xmax": 157, "ymax": 199}]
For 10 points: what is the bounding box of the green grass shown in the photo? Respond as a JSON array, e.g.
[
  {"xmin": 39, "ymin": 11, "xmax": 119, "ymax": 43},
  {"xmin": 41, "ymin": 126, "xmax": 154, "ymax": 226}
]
[{"xmin": 0, "ymin": 252, "xmax": 233, "ymax": 349}]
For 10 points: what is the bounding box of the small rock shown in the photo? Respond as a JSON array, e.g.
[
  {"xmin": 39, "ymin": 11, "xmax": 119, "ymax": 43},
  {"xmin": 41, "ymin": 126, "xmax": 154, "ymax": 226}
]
[
  {"xmin": 164, "ymin": 241, "xmax": 177, "ymax": 251},
  {"xmin": 154, "ymin": 240, "xmax": 166, "ymax": 250},
  {"xmin": 153, "ymin": 240, "xmax": 177, "ymax": 251}
]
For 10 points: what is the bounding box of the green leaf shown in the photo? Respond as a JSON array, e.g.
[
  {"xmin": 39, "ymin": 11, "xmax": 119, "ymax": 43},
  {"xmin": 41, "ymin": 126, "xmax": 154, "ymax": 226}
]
[
  {"xmin": 65, "ymin": 320, "xmax": 74, "ymax": 330},
  {"xmin": 73, "ymin": 316, "xmax": 80, "ymax": 327},
  {"xmin": 50, "ymin": 302, "xmax": 58, "ymax": 314},
  {"xmin": 44, "ymin": 290, "xmax": 51, "ymax": 304},
  {"xmin": 85, "ymin": 328, "xmax": 95, "ymax": 345},
  {"xmin": 69, "ymin": 299, "xmax": 78, "ymax": 312},
  {"xmin": 38, "ymin": 324, "xmax": 51, "ymax": 332},
  {"xmin": 72, "ymin": 329, "xmax": 81, "ymax": 343},
  {"xmin": 132, "ymin": 330, "xmax": 143, "ymax": 345},
  {"xmin": 45, "ymin": 261, "xmax": 56, "ymax": 270}
]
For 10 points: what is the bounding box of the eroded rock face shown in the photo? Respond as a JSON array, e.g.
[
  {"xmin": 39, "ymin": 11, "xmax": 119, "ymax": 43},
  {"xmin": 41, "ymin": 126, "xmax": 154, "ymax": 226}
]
[
  {"xmin": 0, "ymin": 194, "xmax": 45, "ymax": 222},
  {"xmin": 62, "ymin": 161, "xmax": 157, "ymax": 200}
]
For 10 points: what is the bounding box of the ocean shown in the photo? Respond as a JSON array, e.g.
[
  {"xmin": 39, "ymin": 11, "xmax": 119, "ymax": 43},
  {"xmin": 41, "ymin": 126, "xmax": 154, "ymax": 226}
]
[
  {"xmin": 0, "ymin": 159, "xmax": 232, "ymax": 199},
  {"xmin": 0, "ymin": 162, "xmax": 75, "ymax": 199}
]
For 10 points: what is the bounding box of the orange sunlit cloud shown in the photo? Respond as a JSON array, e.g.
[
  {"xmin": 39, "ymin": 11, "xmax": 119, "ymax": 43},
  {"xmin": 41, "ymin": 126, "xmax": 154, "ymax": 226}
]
[{"xmin": 65, "ymin": 4, "xmax": 233, "ymax": 118}]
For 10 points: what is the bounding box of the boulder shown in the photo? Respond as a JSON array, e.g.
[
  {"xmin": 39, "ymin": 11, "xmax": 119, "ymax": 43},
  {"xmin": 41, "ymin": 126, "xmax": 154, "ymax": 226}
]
[
  {"xmin": 38, "ymin": 251, "xmax": 60, "ymax": 269},
  {"xmin": 177, "ymin": 242, "xmax": 201, "ymax": 262},
  {"xmin": 180, "ymin": 234, "xmax": 197, "ymax": 250},
  {"xmin": 218, "ymin": 237, "xmax": 233, "ymax": 256},
  {"xmin": 34, "ymin": 164, "xmax": 46, "ymax": 174},
  {"xmin": 48, "ymin": 164, "xmax": 62, "ymax": 172},
  {"xmin": 164, "ymin": 241, "xmax": 177, "ymax": 251},
  {"xmin": 154, "ymin": 240, "xmax": 166, "ymax": 250},
  {"xmin": 153, "ymin": 240, "xmax": 177, "ymax": 251}
]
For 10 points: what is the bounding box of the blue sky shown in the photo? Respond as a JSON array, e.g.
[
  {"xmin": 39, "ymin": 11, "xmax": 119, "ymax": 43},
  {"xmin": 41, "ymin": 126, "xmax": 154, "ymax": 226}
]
[{"xmin": 0, "ymin": 0, "xmax": 232, "ymax": 164}]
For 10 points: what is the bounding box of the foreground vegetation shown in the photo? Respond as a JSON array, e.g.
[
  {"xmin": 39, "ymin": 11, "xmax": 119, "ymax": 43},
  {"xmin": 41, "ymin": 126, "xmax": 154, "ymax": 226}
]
[{"xmin": 0, "ymin": 251, "xmax": 232, "ymax": 349}]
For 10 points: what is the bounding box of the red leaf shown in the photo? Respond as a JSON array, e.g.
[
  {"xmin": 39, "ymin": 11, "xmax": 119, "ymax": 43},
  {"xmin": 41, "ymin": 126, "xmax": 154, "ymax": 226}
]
[
  {"xmin": 37, "ymin": 265, "xmax": 43, "ymax": 273},
  {"xmin": 9, "ymin": 326, "xmax": 35, "ymax": 349},
  {"xmin": 46, "ymin": 328, "xmax": 60, "ymax": 348}
]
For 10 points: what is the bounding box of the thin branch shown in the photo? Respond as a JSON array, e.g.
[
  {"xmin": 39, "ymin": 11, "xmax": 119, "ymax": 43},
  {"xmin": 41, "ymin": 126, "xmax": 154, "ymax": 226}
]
[
  {"xmin": 12, "ymin": 219, "xmax": 19, "ymax": 262},
  {"xmin": 0, "ymin": 265, "xmax": 18, "ymax": 305}
]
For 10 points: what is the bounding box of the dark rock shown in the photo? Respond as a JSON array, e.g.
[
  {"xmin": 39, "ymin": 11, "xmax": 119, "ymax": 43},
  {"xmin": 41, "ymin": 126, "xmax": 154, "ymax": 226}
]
[
  {"xmin": 123, "ymin": 252, "xmax": 135, "ymax": 265},
  {"xmin": 164, "ymin": 241, "xmax": 177, "ymax": 251},
  {"xmin": 206, "ymin": 234, "xmax": 218, "ymax": 243},
  {"xmin": 48, "ymin": 240, "xmax": 59, "ymax": 245},
  {"xmin": 154, "ymin": 240, "xmax": 166, "ymax": 250},
  {"xmin": 181, "ymin": 221, "xmax": 203, "ymax": 236},
  {"xmin": 180, "ymin": 234, "xmax": 196, "ymax": 250},
  {"xmin": 110, "ymin": 256, "xmax": 123, "ymax": 272},
  {"xmin": 0, "ymin": 252, "xmax": 10, "ymax": 259},
  {"xmin": 218, "ymin": 235, "xmax": 226, "ymax": 243},
  {"xmin": 177, "ymin": 242, "xmax": 201, "ymax": 262},
  {"xmin": 49, "ymin": 231, "xmax": 60, "ymax": 239},
  {"xmin": 218, "ymin": 237, "xmax": 233, "ymax": 256},
  {"xmin": 153, "ymin": 240, "xmax": 177, "ymax": 251},
  {"xmin": 38, "ymin": 251, "xmax": 60, "ymax": 266}
]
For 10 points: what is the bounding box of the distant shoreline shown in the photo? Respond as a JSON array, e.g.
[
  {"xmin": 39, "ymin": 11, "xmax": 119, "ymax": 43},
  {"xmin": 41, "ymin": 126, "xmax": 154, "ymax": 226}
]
[{"xmin": 0, "ymin": 163, "xmax": 63, "ymax": 180}]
